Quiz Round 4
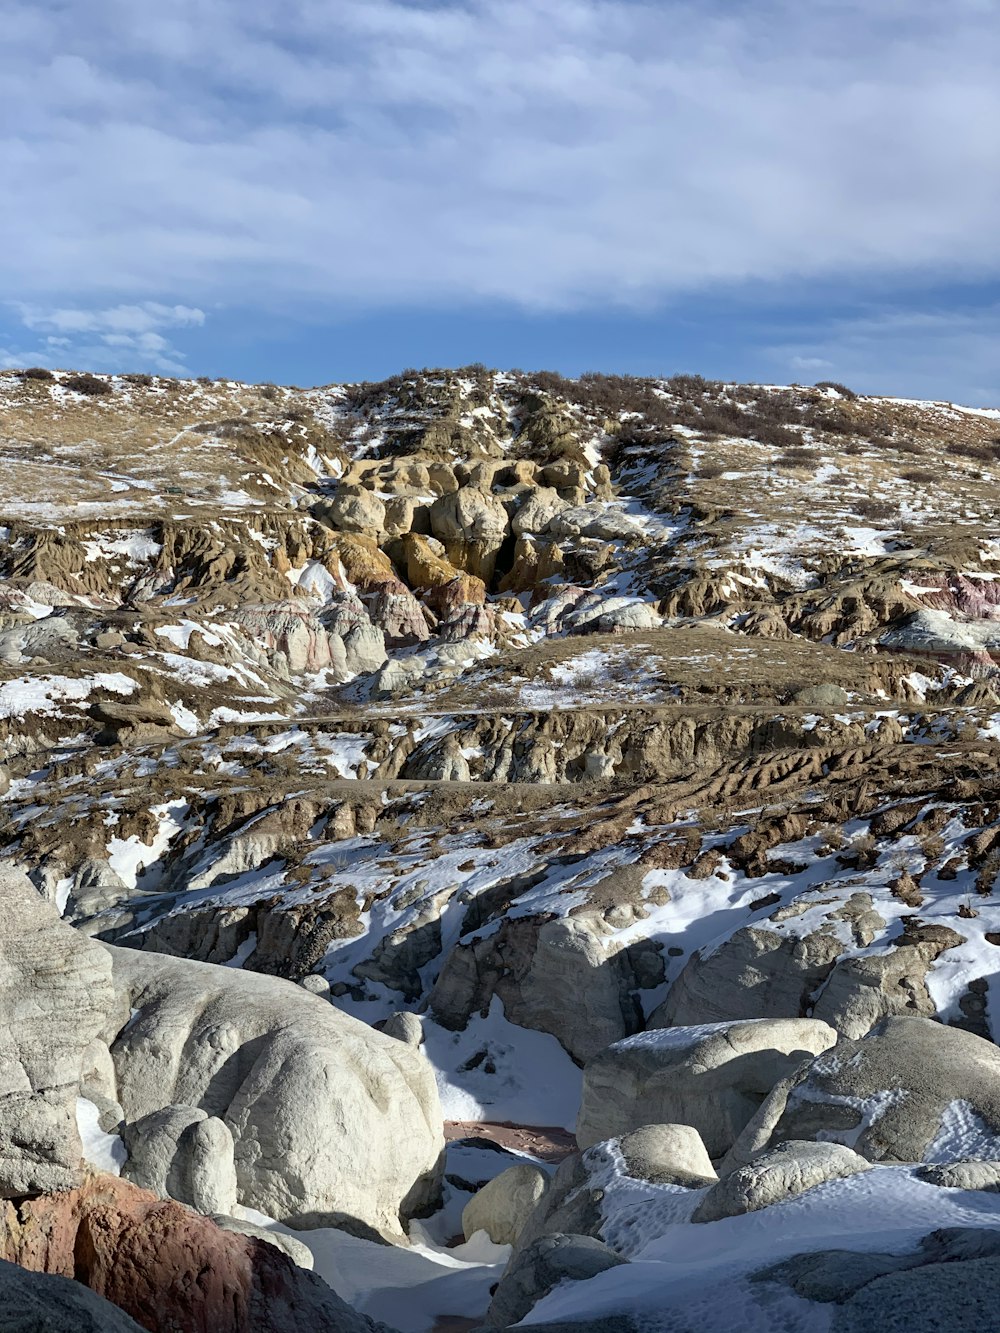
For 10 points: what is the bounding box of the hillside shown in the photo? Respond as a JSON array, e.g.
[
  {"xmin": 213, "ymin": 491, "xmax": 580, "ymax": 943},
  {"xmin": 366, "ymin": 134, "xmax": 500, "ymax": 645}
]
[{"xmin": 4, "ymin": 363, "xmax": 1000, "ymax": 1331}]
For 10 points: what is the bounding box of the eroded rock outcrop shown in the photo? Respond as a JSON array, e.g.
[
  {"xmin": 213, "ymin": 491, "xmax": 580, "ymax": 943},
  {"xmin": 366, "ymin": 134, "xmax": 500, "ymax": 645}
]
[
  {"xmin": 0, "ymin": 864, "xmax": 115, "ymax": 1197},
  {"xmin": 731, "ymin": 1016, "xmax": 1000, "ymax": 1165},
  {"xmin": 576, "ymin": 1018, "xmax": 837, "ymax": 1155},
  {"xmin": 0, "ymin": 1172, "xmax": 390, "ymax": 1333},
  {"xmin": 106, "ymin": 946, "xmax": 443, "ymax": 1235}
]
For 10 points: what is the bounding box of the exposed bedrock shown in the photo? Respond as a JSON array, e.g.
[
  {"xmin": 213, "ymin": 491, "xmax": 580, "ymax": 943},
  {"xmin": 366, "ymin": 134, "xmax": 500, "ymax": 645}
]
[
  {"xmin": 0, "ymin": 864, "xmax": 116, "ymax": 1197},
  {"xmin": 0, "ymin": 1257, "xmax": 146, "ymax": 1333},
  {"xmin": 429, "ymin": 904, "xmax": 663, "ymax": 1064},
  {"xmin": 576, "ymin": 1017, "xmax": 837, "ymax": 1155},
  {"xmin": 106, "ymin": 945, "xmax": 444, "ymax": 1236},
  {"xmin": 725, "ymin": 1015, "xmax": 1000, "ymax": 1168},
  {"xmin": 0, "ymin": 1172, "xmax": 392, "ymax": 1333}
]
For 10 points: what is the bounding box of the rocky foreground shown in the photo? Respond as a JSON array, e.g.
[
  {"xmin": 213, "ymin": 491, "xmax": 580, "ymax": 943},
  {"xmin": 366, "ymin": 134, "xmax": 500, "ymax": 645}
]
[{"xmin": 3, "ymin": 364, "xmax": 1000, "ymax": 1330}]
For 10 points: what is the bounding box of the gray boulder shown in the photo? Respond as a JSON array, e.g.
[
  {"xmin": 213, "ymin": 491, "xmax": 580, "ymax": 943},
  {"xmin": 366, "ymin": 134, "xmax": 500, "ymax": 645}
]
[
  {"xmin": 430, "ymin": 909, "xmax": 653, "ymax": 1064},
  {"xmin": 106, "ymin": 944, "xmax": 443, "ymax": 1236},
  {"xmin": 833, "ymin": 1258, "xmax": 1000, "ymax": 1332},
  {"xmin": 325, "ymin": 485, "xmax": 386, "ymax": 535},
  {"xmin": 653, "ymin": 905, "xmax": 961, "ymax": 1041},
  {"xmin": 429, "ymin": 487, "xmax": 509, "ymax": 545},
  {"xmin": 511, "ymin": 487, "xmax": 567, "ymax": 536},
  {"xmin": 483, "ymin": 1233, "xmax": 626, "ymax": 1328},
  {"xmin": 577, "ymin": 1018, "xmax": 837, "ymax": 1156},
  {"xmin": 692, "ymin": 1140, "xmax": 871, "ymax": 1222},
  {"xmin": 381, "ymin": 1011, "xmax": 424, "ymax": 1046},
  {"xmin": 916, "ymin": 1160, "xmax": 1000, "ymax": 1190},
  {"xmin": 0, "ymin": 864, "xmax": 115, "ymax": 1196},
  {"xmin": 753, "ymin": 1016, "xmax": 1000, "ymax": 1164},
  {"xmin": 0, "ymin": 1258, "xmax": 146, "ymax": 1332},
  {"xmin": 462, "ymin": 1163, "xmax": 549, "ymax": 1245}
]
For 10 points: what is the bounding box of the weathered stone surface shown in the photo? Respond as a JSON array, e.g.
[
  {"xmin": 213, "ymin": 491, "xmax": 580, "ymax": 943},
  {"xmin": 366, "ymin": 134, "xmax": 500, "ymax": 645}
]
[
  {"xmin": 483, "ymin": 1233, "xmax": 626, "ymax": 1328},
  {"xmin": 0, "ymin": 1172, "xmax": 389, "ymax": 1333},
  {"xmin": 655, "ymin": 903, "xmax": 961, "ymax": 1040},
  {"xmin": 429, "ymin": 488, "xmax": 509, "ymax": 546},
  {"xmin": 325, "ymin": 485, "xmax": 387, "ymax": 535},
  {"xmin": 692, "ymin": 1140, "xmax": 871, "ymax": 1222},
  {"xmin": 381, "ymin": 1011, "xmax": 424, "ymax": 1046},
  {"xmin": 616, "ymin": 1124, "xmax": 718, "ymax": 1187},
  {"xmin": 0, "ymin": 864, "xmax": 115, "ymax": 1196},
  {"xmin": 509, "ymin": 1155, "xmax": 602, "ymax": 1259},
  {"xmin": 511, "ymin": 488, "xmax": 567, "ymax": 537},
  {"xmin": 462, "ymin": 1163, "xmax": 549, "ymax": 1245},
  {"xmin": 123, "ymin": 1105, "xmax": 239, "ymax": 1216},
  {"xmin": 0, "ymin": 1257, "xmax": 146, "ymax": 1332},
  {"xmin": 577, "ymin": 1018, "xmax": 837, "ymax": 1156},
  {"xmin": 430, "ymin": 907, "xmax": 654, "ymax": 1063},
  {"xmin": 107, "ymin": 945, "xmax": 443, "ymax": 1235},
  {"xmin": 211, "ymin": 1214, "xmax": 316, "ymax": 1269},
  {"xmin": 916, "ymin": 1160, "xmax": 1000, "ymax": 1190},
  {"xmin": 754, "ymin": 1016, "xmax": 1000, "ymax": 1164}
]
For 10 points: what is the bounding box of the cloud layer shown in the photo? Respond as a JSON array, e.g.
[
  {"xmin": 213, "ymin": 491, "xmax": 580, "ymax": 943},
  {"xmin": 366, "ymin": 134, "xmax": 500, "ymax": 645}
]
[{"xmin": 2, "ymin": 1, "xmax": 999, "ymax": 381}]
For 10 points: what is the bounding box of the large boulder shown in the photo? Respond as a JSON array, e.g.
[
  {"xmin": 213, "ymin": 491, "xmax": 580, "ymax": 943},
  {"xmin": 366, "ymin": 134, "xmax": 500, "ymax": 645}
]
[
  {"xmin": 430, "ymin": 908, "xmax": 656, "ymax": 1064},
  {"xmin": 324, "ymin": 485, "xmax": 387, "ymax": 536},
  {"xmin": 577, "ymin": 1018, "xmax": 837, "ymax": 1156},
  {"xmin": 0, "ymin": 864, "xmax": 116, "ymax": 1196},
  {"xmin": 0, "ymin": 1172, "xmax": 390, "ymax": 1333},
  {"xmin": 653, "ymin": 897, "xmax": 963, "ymax": 1040},
  {"xmin": 106, "ymin": 945, "xmax": 443, "ymax": 1235},
  {"xmin": 429, "ymin": 488, "xmax": 509, "ymax": 581},
  {"xmin": 615, "ymin": 1124, "xmax": 717, "ymax": 1187},
  {"xmin": 511, "ymin": 487, "xmax": 567, "ymax": 536},
  {"xmin": 691, "ymin": 1140, "xmax": 871, "ymax": 1222},
  {"xmin": 462, "ymin": 1163, "xmax": 549, "ymax": 1246},
  {"xmin": 429, "ymin": 487, "xmax": 509, "ymax": 546},
  {"xmin": 741, "ymin": 1016, "xmax": 1000, "ymax": 1165},
  {"xmin": 758, "ymin": 1229, "xmax": 1000, "ymax": 1333},
  {"xmin": 482, "ymin": 1234, "xmax": 626, "ymax": 1328},
  {"xmin": 0, "ymin": 1258, "xmax": 145, "ymax": 1333}
]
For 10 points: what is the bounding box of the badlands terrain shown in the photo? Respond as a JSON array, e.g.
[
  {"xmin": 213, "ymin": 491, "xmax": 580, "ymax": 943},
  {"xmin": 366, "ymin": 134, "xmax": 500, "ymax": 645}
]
[{"xmin": 3, "ymin": 363, "xmax": 1000, "ymax": 1329}]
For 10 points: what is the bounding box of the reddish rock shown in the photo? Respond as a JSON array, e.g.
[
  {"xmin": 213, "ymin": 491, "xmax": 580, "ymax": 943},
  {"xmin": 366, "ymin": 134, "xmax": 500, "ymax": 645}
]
[{"xmin": 0, "ymin": 1172, "xmax": 381, "ymax": 1333}]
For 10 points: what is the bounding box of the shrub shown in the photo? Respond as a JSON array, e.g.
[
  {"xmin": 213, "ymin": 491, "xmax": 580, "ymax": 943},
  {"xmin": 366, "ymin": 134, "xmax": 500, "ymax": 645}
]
[
  {"xmin": 854, "ymin": 497, "xmax": 897, "ymax": 521},
  {"xmin": 946, "ymin": 439, "xmax": 1000, "ymax": 463},
  {"xmin": 63, "ymin": 373, "xmax": 112, "ymax": 397},
  {"xmin": 19, "ymin": 366, "xmax": 54, "ymax": 381},
  {"xmin": 775, "ymin": 448, "xmax": 816, "ymax": 467},
  {"xmin": 122, "ymin": 372, "xmax": 154, "ymax": 387},
  {"xmin": 259, "ymin": 382, "xmax": 279, "ymax": 401},
  {"xmin": 815, "ymin": 380, "xmax": 858, "ymax": 400}
]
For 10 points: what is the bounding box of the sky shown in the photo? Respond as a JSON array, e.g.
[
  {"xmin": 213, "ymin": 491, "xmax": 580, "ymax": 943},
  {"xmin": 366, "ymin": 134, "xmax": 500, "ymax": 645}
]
[{"xmin": 1, "ymin": 0, "xmax": 999, "ymax": 401}]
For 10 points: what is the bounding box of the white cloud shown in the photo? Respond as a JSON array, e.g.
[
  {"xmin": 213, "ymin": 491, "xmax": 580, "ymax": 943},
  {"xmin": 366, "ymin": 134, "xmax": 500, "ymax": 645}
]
[
  {"xmin": 5, "ymin": 302, "xmax": 206, "ymax": 373},
  {"xmin": 0, "ymin": 0, "xmax": 997, "ymax": 318}
]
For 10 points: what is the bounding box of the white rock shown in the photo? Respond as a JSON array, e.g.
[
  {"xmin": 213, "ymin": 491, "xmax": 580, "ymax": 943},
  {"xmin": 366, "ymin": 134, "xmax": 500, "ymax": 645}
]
[
  {"xmin": 107, "ymin": 945, "xmax": 444, "ymax": 1236},
  {"xmin": 462, "ymin": 1163, "xmax": 550, "ymax": 1245}
]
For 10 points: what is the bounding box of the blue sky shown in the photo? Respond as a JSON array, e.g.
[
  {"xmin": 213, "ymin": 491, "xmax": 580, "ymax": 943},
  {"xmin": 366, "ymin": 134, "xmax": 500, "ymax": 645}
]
[{"xmin": 2, "ymin": 0, "xmax": 999, "ymax": 401}]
